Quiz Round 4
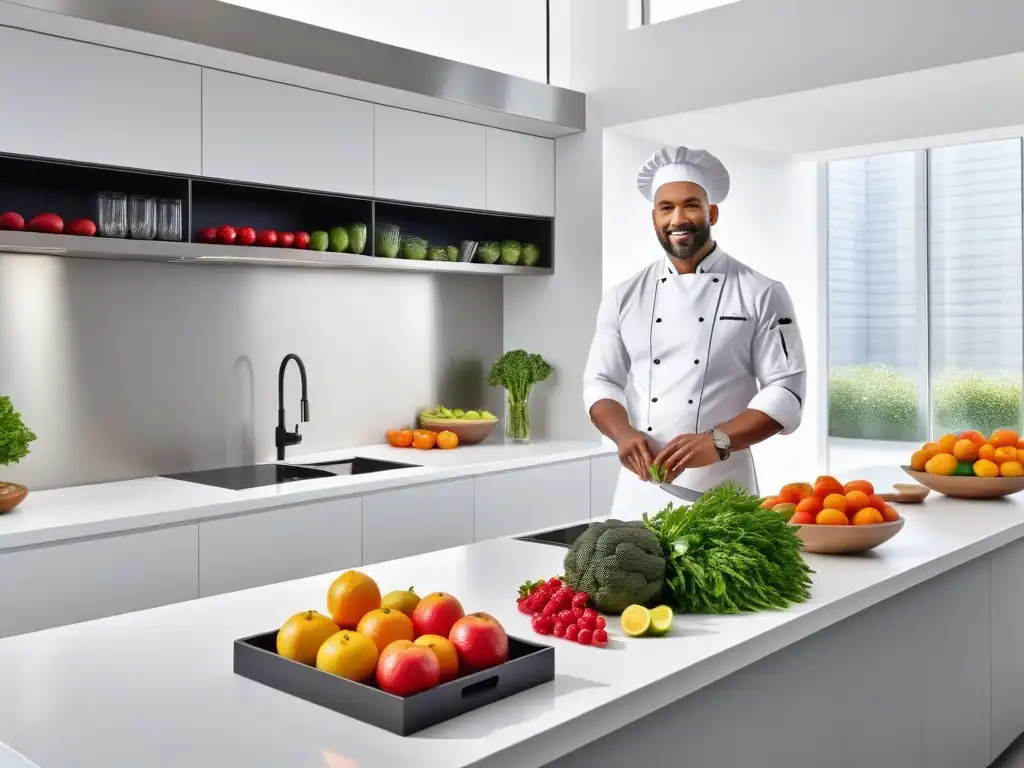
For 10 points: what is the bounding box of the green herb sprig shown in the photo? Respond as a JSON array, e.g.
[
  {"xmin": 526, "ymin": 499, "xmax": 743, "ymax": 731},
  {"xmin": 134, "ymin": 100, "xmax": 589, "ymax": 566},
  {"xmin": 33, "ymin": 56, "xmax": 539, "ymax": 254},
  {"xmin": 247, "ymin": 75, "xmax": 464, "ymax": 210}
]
[
  {"xmin": 643, "ymin": 483, "xmax": 813, "ymax": 614},
  {"xmin": 649, "ymin": 463, "xmax": 668, "ymax": 484}
]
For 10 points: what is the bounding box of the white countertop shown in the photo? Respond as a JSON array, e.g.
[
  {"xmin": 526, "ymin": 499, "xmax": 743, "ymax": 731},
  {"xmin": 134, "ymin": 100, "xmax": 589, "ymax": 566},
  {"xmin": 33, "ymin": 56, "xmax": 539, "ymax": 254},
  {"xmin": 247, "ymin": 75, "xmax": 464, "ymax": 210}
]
[
  {"xmin": 0, "ymin": 441, "xmax": 613, "ymax": 551},
  {"xmin": 1, "ymin": 470, "xmax": 1023, "ymax": 768}
]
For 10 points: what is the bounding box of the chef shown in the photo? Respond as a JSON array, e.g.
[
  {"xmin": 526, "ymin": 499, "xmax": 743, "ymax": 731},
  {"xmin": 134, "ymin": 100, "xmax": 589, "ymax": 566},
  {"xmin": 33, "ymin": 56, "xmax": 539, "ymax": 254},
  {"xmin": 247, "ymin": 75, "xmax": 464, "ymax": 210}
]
[{"xmin": 583, "ymin": 146, "xmax": 807, "ymax": 519}]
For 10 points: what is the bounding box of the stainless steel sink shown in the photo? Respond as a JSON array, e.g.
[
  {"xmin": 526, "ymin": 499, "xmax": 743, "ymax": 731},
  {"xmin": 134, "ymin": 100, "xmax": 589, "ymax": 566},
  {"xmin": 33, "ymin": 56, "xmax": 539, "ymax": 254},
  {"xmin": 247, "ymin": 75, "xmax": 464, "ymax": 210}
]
[{"xmin": 162, "ymin": 456, "xmax": 418, "ymax": 490}]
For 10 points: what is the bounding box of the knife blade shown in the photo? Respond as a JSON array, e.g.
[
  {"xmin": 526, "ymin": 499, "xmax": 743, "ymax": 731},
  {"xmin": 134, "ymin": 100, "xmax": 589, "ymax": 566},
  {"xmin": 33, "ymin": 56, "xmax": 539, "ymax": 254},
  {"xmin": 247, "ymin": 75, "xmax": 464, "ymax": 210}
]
[{"xmin": 656, "ymin": 482, "xmax": 704, "ymax": 503}]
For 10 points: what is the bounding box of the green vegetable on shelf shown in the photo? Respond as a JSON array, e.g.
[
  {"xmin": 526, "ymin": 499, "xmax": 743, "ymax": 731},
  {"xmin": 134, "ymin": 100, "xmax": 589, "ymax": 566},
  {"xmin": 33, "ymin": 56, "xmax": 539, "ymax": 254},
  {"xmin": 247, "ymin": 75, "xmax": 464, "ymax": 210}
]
[
  {"xmin": 309, "ymin": 230, "xmax": 329, "ymax": 252},
  {"xmin": 345, "ymin": 222, "xmax": 367, "ymax": 255},
  {"xmin": 427, "ymin": 245, "xmax": 448, "ymax": 261},
  {"xmin": 499, "ymin": 240, "xmax": 522, "ymax": 266},
  {"xmin": 477, "ymin": 241, "xmax": 500, "ymax": 264},
  {"xmin": 562, "ymin": 520, "xmax": 667, "ymax": 615},
  {"xmin": 487, "ymin": 349, "xmax": 552, "ymax": 442},
  {"xmin": 521, "ymin": 243, "xmax": 541, "ymax": 267},
  {"xmin": 327, "ymin": 226, "xmax": 350, "ymax": 253},
  {"xmin": 445, "ymin": 245, "xmax": 459, "ymax": 262},
  {"xmin": 376, "ymin": 224, "xmax": 401, "ymax": 258},
  {"xmin": 643, "ymin": 484, "xmax": 813, "ymax": 614},
  {"xmin": 401, "ymin": 237, "xmax": 428, "ymax": 260}
]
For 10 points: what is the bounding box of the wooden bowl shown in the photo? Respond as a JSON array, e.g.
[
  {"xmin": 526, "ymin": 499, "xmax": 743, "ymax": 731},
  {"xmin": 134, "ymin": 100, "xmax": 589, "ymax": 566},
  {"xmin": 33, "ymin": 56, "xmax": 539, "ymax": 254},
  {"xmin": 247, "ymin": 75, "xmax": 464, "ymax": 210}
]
[
  {"xmin": 792, "ymin": 517, "xmax": 905, "ymax": 554},
  {"xmin": 418, "ymin": 416, "xmax": 497, "ymax": 445},
  {"xmin": 901, "ymin": 466, "xmax": 1024, "ymax": 499},
  {"xmin": 0, "ymin": 482, "xmax": 28, "ymax": 513}
]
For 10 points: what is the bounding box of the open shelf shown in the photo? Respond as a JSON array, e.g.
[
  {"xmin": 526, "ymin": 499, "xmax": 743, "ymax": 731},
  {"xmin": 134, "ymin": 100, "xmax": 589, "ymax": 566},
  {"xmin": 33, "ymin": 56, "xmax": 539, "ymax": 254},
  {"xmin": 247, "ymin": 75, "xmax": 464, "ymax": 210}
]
[{"xmin": 0, "ymin": 153, "xmax": 554, "ymax": 276}]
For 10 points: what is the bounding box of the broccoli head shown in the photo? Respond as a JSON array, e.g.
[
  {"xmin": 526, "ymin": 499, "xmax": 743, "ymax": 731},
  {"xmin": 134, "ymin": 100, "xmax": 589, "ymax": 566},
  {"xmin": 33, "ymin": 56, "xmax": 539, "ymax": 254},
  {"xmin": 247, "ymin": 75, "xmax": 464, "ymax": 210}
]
[{"xmin": 487, "ymin": 349, "xmax": 553, "ymax": 403}]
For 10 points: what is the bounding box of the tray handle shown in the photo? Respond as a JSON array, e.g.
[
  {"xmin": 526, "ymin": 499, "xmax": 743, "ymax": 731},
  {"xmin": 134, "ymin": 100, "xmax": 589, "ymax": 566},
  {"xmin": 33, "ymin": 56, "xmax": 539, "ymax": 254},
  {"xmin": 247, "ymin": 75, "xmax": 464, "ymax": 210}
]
[{"xmin": 460, "ymin": 674, "xmax": 500, "ymax": 698}]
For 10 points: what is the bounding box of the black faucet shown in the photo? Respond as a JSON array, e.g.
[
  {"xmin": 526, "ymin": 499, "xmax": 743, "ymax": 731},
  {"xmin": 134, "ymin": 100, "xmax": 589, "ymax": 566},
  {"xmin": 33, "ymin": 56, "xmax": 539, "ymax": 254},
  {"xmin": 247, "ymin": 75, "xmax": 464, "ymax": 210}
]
[{"xmin": 276, "ymin": 353, "xmax": 309, "ymax": 461}]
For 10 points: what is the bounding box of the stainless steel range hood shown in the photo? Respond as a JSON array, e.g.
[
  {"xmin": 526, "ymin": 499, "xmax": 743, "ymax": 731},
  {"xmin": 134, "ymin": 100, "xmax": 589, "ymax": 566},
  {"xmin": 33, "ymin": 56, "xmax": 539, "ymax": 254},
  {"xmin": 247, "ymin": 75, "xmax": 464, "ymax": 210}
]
[{"xmin": 0, "ymin": 0, "xmax": 586, "ymax": 137}]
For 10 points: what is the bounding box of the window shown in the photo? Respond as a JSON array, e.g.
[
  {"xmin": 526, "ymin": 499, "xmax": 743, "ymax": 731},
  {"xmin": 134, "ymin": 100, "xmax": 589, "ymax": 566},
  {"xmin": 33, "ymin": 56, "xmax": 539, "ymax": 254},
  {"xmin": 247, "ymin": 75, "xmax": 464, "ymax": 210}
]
[{"xmin": 826, "ymin": 138, "xmax": 1024, "ymax": 447}]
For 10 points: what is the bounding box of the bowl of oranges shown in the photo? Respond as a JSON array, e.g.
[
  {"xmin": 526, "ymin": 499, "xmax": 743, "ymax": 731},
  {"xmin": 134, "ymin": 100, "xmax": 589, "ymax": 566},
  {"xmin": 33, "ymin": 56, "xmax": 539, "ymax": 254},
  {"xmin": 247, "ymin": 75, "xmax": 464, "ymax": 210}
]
[
  {"xmin": 904, "ymin": 429, "xmax": 1024, "ymax": 499},
  {"xmin": 762, "ymin": 478, "xmax": 905, "ymax": 554}
]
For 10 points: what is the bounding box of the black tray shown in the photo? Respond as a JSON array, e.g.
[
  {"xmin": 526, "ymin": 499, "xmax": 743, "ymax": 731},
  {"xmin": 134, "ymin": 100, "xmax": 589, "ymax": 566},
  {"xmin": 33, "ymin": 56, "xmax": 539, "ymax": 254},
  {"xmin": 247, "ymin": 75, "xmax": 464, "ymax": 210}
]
[{"xmin": 234, "ymin": 630, "xmax": 555, "ymax": 736}]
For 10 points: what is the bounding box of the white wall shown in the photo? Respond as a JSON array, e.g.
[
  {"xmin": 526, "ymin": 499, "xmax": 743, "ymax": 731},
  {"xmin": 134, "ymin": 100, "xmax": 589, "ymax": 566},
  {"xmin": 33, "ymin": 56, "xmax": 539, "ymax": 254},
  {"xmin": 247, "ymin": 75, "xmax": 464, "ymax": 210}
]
[{"xmin": 218, "ymin": 0, "xmax": 549, "ymax": 83}]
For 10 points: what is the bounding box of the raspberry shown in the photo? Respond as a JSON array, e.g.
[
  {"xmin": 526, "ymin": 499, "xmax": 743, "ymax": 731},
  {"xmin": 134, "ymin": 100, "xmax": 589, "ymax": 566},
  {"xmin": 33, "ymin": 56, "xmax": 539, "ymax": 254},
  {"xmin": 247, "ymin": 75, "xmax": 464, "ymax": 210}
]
[
  {"xmin": 592, "ymin": 629, "xmax": 608, "ymax": 647},
  {"xmin": 553, "ymin": 622, "xmax": 567, "ymax": 638},
  {"xmin": 554, "ymin": 588, "xmax": 574, "ymax": 608},
  {"xmin": 541, "ymin": 602, "xmax": 559, "ymax": 618},
  {"xmin": 578, "ymin": 616, "xmax": 595, "ymax": 632},
  {"xmin": 517, "ymin": 598, "xmax": 532, "ymax": 615},
  {"xmin": 582, "ymin": 608, "xmax": 598, "ymax": 621},
  {"xmin": 565, "ymin": 623, "xmax": 580, "ymax": 642},
  {"xmin": 572, "ymin": 607, "xmax": 585, "ymax": 620},
  {"xmin": 547, "ymin": 577, "xmax": 563, "ymax": 590},
  {"xmin": 577, "ymin": 628, "xmax": 593, "ymax": 645},
  {"xmin": 537, "ymin": 584, "xmax": 552, "ymax": 599},
  {"xmin": 557, "ymin": 610, "xmax": 574, "ymax": 624},
  {"xmin": 526, "ymin": 593, "xmax": 546, "ymax": 612},
  {"xmin": 531, "ymin": 614, "xmax": 553, "ymax": 635},
  {"xmin": 594, "ymin": 616, "xmax": 607, "ymax": 630},
  {"xmin": 572, "ymin": 593, "xmax": 589, "ymax": 610}
]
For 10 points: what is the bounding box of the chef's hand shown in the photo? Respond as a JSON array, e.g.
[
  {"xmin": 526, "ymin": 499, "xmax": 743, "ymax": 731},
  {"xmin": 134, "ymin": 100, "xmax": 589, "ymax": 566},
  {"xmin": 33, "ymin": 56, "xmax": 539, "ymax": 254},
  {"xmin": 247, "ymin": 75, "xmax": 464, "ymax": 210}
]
[
  {"xmin": 655, "ymin": 433, "xmax": 719, "ymax": 483},
  {"xmin": 616, "ymin": 429, "xmax": 655, "ymax": 481}
]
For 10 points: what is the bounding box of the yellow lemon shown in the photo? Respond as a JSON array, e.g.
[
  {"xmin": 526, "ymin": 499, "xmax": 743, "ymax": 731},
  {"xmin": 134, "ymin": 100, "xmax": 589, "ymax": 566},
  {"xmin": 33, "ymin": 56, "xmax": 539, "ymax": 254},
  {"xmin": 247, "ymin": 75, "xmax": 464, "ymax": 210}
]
[{"xmin": 974, "ymin": 459, "xmax": 1000, "ymax": 478}]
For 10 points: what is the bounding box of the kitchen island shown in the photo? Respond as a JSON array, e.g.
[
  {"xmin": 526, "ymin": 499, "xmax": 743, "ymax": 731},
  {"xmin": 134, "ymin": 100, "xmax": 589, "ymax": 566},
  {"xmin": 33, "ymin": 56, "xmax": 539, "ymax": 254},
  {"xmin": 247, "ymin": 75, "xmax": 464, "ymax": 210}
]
[{"xmin": 0, "ymin": 478, "xmax": 1023, "ymax": 768}]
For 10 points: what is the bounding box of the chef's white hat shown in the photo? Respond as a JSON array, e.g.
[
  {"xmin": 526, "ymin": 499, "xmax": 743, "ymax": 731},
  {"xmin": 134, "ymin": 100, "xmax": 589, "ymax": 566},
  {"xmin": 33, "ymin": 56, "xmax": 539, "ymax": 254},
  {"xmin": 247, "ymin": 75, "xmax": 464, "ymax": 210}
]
[{"xmin": 636, "ymin": 146, "xmax": 730, "ymax": 204}]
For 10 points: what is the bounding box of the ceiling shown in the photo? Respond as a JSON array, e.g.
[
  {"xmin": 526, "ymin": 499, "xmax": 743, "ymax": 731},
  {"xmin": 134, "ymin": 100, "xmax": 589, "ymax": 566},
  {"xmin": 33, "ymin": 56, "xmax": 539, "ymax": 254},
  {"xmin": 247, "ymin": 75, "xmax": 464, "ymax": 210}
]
[{"xmin": 621, "ymin": 52, "xmax": 1024, "ymax": 156}]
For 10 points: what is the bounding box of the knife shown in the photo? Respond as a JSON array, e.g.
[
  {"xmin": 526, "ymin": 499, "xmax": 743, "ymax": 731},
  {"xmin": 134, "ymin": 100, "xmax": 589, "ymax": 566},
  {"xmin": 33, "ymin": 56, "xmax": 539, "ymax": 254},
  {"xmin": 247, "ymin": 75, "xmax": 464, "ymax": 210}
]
[{"xmin": 655, "ymin": 481, "xmax": 704, "ymax": 503}]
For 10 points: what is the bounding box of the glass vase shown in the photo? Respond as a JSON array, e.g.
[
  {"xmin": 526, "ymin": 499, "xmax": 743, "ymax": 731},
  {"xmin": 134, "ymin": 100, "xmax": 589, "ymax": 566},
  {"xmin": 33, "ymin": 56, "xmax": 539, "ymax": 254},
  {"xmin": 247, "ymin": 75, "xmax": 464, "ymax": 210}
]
[{"xmin": 506, "ymin": 396, "xmax": 531, "ymax": 443}]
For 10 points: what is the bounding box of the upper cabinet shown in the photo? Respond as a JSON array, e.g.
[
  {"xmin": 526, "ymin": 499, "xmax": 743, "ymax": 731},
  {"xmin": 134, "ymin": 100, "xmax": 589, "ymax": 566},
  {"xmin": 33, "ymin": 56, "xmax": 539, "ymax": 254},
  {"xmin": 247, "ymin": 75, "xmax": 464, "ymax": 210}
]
[
  {"xmin": 486, "ymin": 129, "xmax": 555, "ymax": 217},
  {"xmin": 202, "ymin": 71, "xmax": 374, "ymax": 197},
  {"xmin": 0, "ymin": 28, "xmax": 201, "ymax": 175},
  {"xmin": 374, "ymin": 106, "xmax": 486, "ymax": 210}
]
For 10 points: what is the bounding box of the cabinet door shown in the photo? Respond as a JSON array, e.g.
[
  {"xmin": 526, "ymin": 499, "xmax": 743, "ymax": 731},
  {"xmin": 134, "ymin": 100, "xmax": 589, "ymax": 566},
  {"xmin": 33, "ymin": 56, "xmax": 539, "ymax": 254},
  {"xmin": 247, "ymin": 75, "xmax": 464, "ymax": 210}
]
[
  {"xmin": 991, "ymin": 540, "xmax": 1024, "ymax": 757},
  {"xmin": 374, "ymin": 106, "xmax": 486, "ymax": 209},
  {"xmin": 0, "ymin": 524, "xmax": 199, "ymax": 638},
  {"xmin": 362, "ymin": 480, "xmax": 475, "ymax": 564},
  {"xmin": 486, "ymin": 129, "xmax": 555, "ymax": 216},
  {"xmin": 198, "ymin": 498, "xmax": 362, "ymax": 597},
  {"xmin": 202, "ymin": 70, "xmax": 373, "ymax": 196},
  {"xmin": 590, "ymin": 454, "xmax": 620, "ymax": 519},
  {"xmin": 474, "ymin": 459, "xmax": 591, "ymax": 541},
  {"xmin": 0, "ymin": 27, "xmax": 201, "ymax": 174}
]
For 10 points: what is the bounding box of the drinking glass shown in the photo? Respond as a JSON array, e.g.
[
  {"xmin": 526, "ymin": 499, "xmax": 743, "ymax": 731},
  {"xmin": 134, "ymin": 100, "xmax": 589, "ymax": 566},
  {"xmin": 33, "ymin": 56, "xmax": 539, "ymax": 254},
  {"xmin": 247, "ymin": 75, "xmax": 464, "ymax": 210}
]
[
  {"xmin": 96, "ymin": 192, "xmax": 127, "ymax": 238},
  {"xmin": 128, "ymin": 195, "xmax": 156, "ymax": 240},
  {"xmin": 157, "ymin": 198, "xmax": 182, "ymax": 242}
]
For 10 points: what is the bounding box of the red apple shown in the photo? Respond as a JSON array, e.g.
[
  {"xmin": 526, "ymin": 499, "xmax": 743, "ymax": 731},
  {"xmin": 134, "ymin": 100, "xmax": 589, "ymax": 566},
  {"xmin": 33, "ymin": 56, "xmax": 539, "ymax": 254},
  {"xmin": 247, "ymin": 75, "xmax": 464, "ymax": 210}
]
[
  {"xmin": 66, "ymin": 218, "xmax": 97, "ymax": 237},
  {"xmin": 375, "ymin": 644, "xmax": 440, "ymax": 697},
  {"xmin": 294, "ymin": 231, "xmax": 311, "ymax": 249},
  {"xmin": 0, "ymin": 212, "xmax": 25, "ymax": 231},
  {"xmin": 449, "ymin": 613, "xmax": 508, "ymax": 671},
  {"xmin": 412, "ymin": 593, "xmax": 465, "ymax": 639},
  {"xmin": 256, "ymin": 229, "xmax": 278, "ymax": 247},
  {"xmin": 236, "ymin": 226, "xmax": 256, "ymax": 246},
  {"xmin": 278, "ymin": 231, "xmax": 295, "ymax": 248},
  {"xmin": 26, "ymin": 213, "xmax": 63, "ymax": 234},
  {"xmin": 197, "ymin": 227, "xmax": 218, "ymax": 243},
  {"xmin": 217, "ymin": 225, "xmax": 237, "ymax": 245}
]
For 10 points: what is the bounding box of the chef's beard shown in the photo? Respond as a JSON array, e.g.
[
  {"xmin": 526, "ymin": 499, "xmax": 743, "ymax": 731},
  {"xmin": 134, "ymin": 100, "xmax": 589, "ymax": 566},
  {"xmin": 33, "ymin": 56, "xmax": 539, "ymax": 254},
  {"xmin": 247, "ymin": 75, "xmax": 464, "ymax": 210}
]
[{"xmin": 658, "ymin": 223, "xmax": 711, "ymax": 261}]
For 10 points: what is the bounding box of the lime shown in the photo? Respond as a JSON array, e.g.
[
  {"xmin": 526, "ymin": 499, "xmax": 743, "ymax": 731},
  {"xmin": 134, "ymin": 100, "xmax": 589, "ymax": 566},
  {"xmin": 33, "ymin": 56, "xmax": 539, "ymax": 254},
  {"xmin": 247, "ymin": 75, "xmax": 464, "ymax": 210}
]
[
  {"xmin": 648, "ymin": 605, "xmax": 674, "ymax": 637},
  {"xmin": 620, "ymin": 604, "xmax": 651, "ymax": 637},
  {"xmin": 953, "ymin": 461, "xmax": 975, "ymax": 477}
]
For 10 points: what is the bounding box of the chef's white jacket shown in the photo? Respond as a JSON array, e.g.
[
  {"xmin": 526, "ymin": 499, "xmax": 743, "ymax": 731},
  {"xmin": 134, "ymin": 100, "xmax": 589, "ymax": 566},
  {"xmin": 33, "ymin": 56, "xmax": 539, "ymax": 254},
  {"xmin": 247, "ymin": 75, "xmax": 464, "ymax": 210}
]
[{"xmin": 583, "ymin": 247, "xmax": 806, "ymax": 519}]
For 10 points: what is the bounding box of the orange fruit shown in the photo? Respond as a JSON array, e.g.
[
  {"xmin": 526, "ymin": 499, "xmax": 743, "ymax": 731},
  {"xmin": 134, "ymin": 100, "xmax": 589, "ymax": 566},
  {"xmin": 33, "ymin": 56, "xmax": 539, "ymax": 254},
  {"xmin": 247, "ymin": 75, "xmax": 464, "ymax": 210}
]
[
  {"xmin": 921, "ymin": 441, "xmax": 941, "ymax": 457},
  {"xmin": 979, "ymin": 444, "xmax": 997, "ymax": 462},
  {"xmin": 1017, "ymin": 437, "xmax": 1024, "ymax": 450},
  {"xmin": 937, "ymin": 434, "xmax": 958, "ymax": 453},
  {"xmin": 436, "ymin": 430, "xmax": 459, "ymax": 450},
  {"xmin": 843, "ymin": 479, "xmax": 875, "ymax": 496},
  {"xmin": 276, "ymin": 610, "xmax": 340, "ymax": 665},
  {"xmin": 386, "ymin": 429, "xmax": 414, "ymax": 448},
  {"xmin": 795, "ymin": 496, "xmax": 823, "ymax": 517},
  {"xmin": 789, "ymin": 510, "xmax": 816, "ymax": 525},
  {"xmin": 316, "ymin": 630, "xmax": 379, "ymax": 682},
  {"xmin": 881, "ymin": 504, "xmax": 900, "ymax": 523},
  {"xmin": 952, "ymin": 439, "xmax": 980, "ymax": 463},
  {"xmin": 777, "ymin": 486, "xmax": 803, "ymax": 505},
  {"xmin": 924, "ymin": 453, "xmax": 957, "ymax": 476},
  {"xmin": 1001, "ymin": 461, "xmax": 1024, "ymax": 478},
  {"xmin": 994, "ymin": 446, "xmax": 1018, "ymax": 465},
  {"xmin": 414, "ymin": 634, "xmax": 460, "ymax": 682},
  {"xmin": 1017, "ymin": 448, "xmax": 1024, "ymax": 466},
  {"xmin": 961, "ymin": 430, "xmax": 988, "ymax": 448},
  {"xmin": 357, "ymin": 607, "xmax": 416, "ymax": 653},
  {"xmin": 991, "ymin": 429, "xmax": 1020, "ymax": 448},
  {"xmin": 867, "ymin": 494, "xmax": 886, "ymax": 511},
  {"xmin": 816, "ymin": 508, "xmax": 849, "ymax": 525},
  {"xmin": 845, "ymin": 490, "xmax": 870, "ymax": 513},
  {"xmin": 851, "ymin": 507, "xmax": 884, "ymax": 525},
  {"xmin": 327, "ymin": 570, "xmax": 382, "ymax": 630},
  {"xmin": 822, "ymin": 493, "xmax": 848, "ymax": 514},
  {"xmin": 412, "ymin": 429, "xmax": 438, "ymax": 450},
  {"xmin": 760, "ymin": 496, "xmax": 780, "ymax": 509},
  {"xmin": 781, "ymin": 482, "xmax": 813, "ymax": 501},
  {"xmin": 910, "ymin": 449, "xmax": 931, "ymax": 471},
  {"xmin": 812, "ymin": 476, "xmax": 844, "ymax": 499},
  {"xmin": 974, "ymin": 459, "xmax": 1000, "ymax": 478}
]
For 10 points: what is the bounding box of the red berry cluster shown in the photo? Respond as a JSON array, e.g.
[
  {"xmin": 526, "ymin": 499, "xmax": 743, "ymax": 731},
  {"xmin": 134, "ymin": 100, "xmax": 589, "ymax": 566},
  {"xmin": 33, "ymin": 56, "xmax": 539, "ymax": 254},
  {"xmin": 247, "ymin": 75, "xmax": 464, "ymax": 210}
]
[{"xmin": 516, "ymin": 577, "xmax": 607, "ymax": 647}]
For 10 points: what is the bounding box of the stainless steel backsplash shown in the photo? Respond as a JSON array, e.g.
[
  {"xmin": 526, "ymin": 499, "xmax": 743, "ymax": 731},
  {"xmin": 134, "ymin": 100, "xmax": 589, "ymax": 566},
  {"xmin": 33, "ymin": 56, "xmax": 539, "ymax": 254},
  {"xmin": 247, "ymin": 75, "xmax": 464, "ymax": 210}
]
[{"xmin": 0, "ymin": 253, "xmax": 504, "ymax": 490}]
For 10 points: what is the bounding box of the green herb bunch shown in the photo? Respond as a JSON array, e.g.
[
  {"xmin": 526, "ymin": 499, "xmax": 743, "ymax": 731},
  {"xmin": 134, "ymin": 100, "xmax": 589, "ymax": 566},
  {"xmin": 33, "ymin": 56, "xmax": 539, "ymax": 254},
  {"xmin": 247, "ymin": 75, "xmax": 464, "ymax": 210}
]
[
  {"xmin": 487, "ymin": 350, "xmax": 553, "ymax": 440},
  {"xmin": 0, "ymin": 396, "xmax": 37, "ymax": 467},
  {"xmin": 649, "ymin": 464, "xmax": 668, "ymax": 484},
  {"xmin": 643, "ymin": 483, "xmax": 813, "ymax": 614}
]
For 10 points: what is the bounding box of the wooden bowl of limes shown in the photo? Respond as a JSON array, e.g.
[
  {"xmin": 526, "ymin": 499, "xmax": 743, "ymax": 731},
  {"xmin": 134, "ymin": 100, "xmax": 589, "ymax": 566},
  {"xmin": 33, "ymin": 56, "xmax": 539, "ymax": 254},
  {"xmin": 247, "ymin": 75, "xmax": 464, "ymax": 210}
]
[
  {"xmin": 419, "ymin": 407, "xmax": 498, "ymax": 445},
  {"xmin": 901, "ymin": 466, "xmax": 1024, "ymax": 499}
]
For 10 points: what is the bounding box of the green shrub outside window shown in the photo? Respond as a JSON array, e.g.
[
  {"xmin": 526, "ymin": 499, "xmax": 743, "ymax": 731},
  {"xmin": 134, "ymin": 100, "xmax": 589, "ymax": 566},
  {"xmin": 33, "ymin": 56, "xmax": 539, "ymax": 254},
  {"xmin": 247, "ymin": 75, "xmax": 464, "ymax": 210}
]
[
  {"xmin": 828, "ymin": 364, "xmax": 919, "ymax": 441},
  {"xmin": 933, "ymin": 371, "xmax": 1021, "ymax": 437}
]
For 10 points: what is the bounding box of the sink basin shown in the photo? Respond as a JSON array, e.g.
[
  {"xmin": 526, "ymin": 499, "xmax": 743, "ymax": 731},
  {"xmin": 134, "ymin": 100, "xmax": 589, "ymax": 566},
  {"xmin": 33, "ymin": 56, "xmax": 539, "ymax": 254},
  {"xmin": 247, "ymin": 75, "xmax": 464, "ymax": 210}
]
[
  {"xmin": 514, "ymin": 523, "xmax": 592, "ymax": 548},
  {"xmin": 162, "ymin": 456, "xmax": 418, "ymax": 490}
]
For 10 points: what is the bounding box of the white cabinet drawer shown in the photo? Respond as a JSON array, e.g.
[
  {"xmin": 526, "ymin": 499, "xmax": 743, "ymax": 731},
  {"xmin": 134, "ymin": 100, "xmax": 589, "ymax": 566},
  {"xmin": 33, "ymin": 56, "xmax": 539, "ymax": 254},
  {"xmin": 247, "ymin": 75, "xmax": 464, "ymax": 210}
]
[
  {"xmin": 374, "ymin": 106, "xmax": 486, "ymax": 209},
  {"xmin": 202, "ymin": 70, "xmax": 374, "ymax": 196},
  {"xmin": 0, "ymin": 27, "xmax": 201, "ymax": 174},
  {"xmin": 0, "ymin": 524, "xmax": 199, "ymax": 638},
  {"xmin": 362, "ymin": 480, "xmax": 475, "ymax": 564},
  {"xmin": 198, "ymin": 498, "xmax": 361, "ymax": 597},
  {"xmin": 590, "ymin": 454, "xmax": 620, "ymax": 519},
  {"xmin": 486, "ymin": 129, "xmax": 555, "ymax": 216},
  {"xmin": 474, "ymin": 459, "xmax": 591, "ymax": 540}
]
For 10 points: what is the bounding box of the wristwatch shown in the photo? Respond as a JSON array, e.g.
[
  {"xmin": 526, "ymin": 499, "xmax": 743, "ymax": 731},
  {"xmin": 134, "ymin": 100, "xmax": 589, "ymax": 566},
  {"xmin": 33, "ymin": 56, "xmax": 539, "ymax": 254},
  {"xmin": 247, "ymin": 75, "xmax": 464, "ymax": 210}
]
[{"xmin": 703, "ymin": 428, "xmax": 731, "ymax": 462}]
